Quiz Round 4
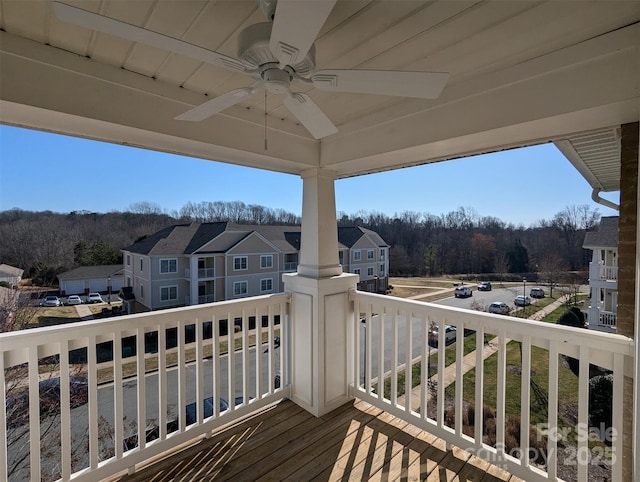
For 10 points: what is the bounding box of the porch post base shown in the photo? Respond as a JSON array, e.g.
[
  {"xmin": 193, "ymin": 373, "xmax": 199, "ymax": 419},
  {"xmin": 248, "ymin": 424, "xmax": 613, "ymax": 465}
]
[{"xmin": 283, "ymin": 272, "xmax": 358, "ymax": 417}]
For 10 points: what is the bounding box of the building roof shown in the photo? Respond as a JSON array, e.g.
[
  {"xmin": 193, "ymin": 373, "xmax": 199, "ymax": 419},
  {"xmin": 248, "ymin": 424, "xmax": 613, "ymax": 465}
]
[
  {"xmin": 0, "ymin": 264, "xmax": 24, "ymax": 277},
  {"xmin": 583, "ymin": 216, "xmax": 619, "ymax": 249},
  {"xmin": 57, "ymin": 265, "xmax": 123, "ymax": 281},
  {"xmin": 123, "ymin": 223, "xmax": 387, "ymax": 256},
  {"xmin": 338, "ymin": 226, "xmax": 390, "ymax": 249}
]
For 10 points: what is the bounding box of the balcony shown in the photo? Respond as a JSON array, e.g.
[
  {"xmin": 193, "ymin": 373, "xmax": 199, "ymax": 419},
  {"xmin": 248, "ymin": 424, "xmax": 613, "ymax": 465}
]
[
  {"xmin": 1, "ymin": 291, "xmax": 634, "ymax": 481},
  {"xmin": 599, "ymin": 311, "xmax": 617, "ymax": 327},
  {"xmin": 589, "ymin": 262, "xmax": 618, "ymax": 282},
  {"xmin": 284, "ymin": 262, "xmax": 298, "ymax": 272},
  {"xmin": 197, "ymin": 293, "xmax": 216, "ymax": 304},
  {"xmin": 197, "ymin": 268, "xmax": 215, "ymax": 279}
]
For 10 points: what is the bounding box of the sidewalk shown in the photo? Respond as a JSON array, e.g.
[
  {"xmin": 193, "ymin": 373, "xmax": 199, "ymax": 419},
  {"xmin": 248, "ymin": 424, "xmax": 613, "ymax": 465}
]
[
  {"xmin": 398, "ymin": 294, "xmax": 571, "ymax": 410},
  {"xmin": 74, "ymin": 304, "xmax": 95, "ymax": 320}
]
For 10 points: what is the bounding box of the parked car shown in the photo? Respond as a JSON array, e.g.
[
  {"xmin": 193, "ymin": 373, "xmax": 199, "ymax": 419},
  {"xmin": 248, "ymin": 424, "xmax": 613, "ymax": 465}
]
[
  {"xmin": 514, "ymin": 295, "xmax": 532, "ymax": 307},
  {"xmin": 530, "ymin": 287, "xmax": 545, "ymax": 298},
  {"xmin": 428, "ymin": 324, "xmax": 457, "ymax": 346},
  {"xmin": 185, "ymin": 397, "xmax": 229, "ymax": 424},
  {"xmin": 66, "ymin": 295, "xmax": 83, "ymax": 305},
  {"xmin": 488, "ymin": 301, "xmax": 510, "ymax": 315},
  {"xmin": 477, "ymin": 281, "xmax": 492, "ymax": 291},
  {"xmin": 454, "ymin": 286, "xmax": 472, "ymax": 298},
  {"xmin": 41, "ymin": 295, "xmax": 62, "ymax": 307},
  {"xmin": 86, "ymin": 292, "xmax": 104, "ymax": 304}
]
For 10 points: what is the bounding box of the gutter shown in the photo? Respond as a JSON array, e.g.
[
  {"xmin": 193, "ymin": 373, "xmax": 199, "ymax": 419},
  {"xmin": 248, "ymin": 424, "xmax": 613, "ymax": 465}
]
[{"xmin": 591, "ymin": 188, "xmax": 619, "ymax": 211}]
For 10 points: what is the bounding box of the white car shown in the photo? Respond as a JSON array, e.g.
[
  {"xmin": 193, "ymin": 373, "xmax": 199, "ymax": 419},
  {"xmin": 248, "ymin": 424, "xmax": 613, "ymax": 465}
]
[
  {"xmin": 454, "ymin": 286, "xmax": 472, "ymax": 298},
  {"xmin": 428, "ymin": 324, "xmax": 457, "ymax": 346},
  {"xmin": 86, "ymin": 292, "xmax": 104, "ymax": 304},
  {"xmin": 488, "ymin": 301, "xmax": 510, "ymax": 315},
  {"xmin": 41, "ymin": 295, "xmax": 62, "ymax": 307},
  {"xmin": 514, "ymin": 295, "xmax": 532, "ymax": 307},
  {"xmin": 66, "ymin": 295, "xmax": 83, "ymax": 305}
]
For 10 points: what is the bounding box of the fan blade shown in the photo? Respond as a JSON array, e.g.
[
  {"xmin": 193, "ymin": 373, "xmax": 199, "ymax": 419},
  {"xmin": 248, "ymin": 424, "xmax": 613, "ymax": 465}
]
[
  {"xmin": 284, "ymin": 93, "xmax": 338, "ymax": 139},
  {"xmin": 270, "ymin": 0, "xmax": 337, "ymax": 67},
  {"xmin": 311, "ymin": 69, "xmax": 449, "ymax": 99},
  {"xmin": 175, "ymin": 87, "xmax": 259, "ymax": 121},
  {"xmin": 52, "ymin": 2, "xmax": 246, "ymax": 73}
]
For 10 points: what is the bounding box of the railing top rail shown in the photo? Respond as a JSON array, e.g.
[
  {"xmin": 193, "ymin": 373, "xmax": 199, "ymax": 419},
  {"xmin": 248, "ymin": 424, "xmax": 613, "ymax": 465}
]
[
  {"xmin": 0, "ymin": 292, "xmax": 290, "ymax": 349},
  {"xmin": 350, "ymin": 290, "xmax": 634, "ymax": 357}
]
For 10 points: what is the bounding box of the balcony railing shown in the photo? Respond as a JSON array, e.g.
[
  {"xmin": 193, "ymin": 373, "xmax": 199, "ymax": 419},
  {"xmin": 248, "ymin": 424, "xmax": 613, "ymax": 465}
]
[
  {"xmin": 1, "ymin": 290, "xmax": 635, "ymax": 482},
  {"xmin": 589, "ymin": 262, "xmax": 618, "ymax": 281},
  {"xmin": 284, "ymin": 262, "xmax": 297, "ymax": 271},
  {"xmin": 197, "ymin": 293, "xmax": 216, "ymax": 304},
  {"xmin": 197, "ymin": 268, "xmax": 215, "ymax": 278},
  {"xmin": 1, "ymin": 294, "xmax": 288, "ymax": 482},
  {"xmin": 599, "ymin": 311, "xmax": 617, "ymax": 327},
  {"xmin": 350, "ymin": 291, "xmax": 633, "ymax": 482}
]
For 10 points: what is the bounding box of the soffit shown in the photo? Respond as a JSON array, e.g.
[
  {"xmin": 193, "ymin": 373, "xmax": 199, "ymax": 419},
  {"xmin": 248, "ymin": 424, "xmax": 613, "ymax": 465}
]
[{"xmin": 0, "ymin": 0, "xmax": 638, "ymax": 190}]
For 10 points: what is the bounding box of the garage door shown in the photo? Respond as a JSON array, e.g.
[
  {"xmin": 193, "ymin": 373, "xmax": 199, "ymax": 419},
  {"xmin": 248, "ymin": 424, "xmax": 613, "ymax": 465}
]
[
  {"xmin": 64, "ymin": 280, "xmax": 85, "ymax": 295},
  {"xmin": 89, "ymin": 279, "xmax": 107, "ymax": 292}
]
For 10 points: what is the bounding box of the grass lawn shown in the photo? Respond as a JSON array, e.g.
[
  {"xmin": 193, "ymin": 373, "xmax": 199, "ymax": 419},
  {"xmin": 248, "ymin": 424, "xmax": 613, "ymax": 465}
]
[{"xmin": 383, "ymin": 296, "xmax": 596, "ymax": 447}]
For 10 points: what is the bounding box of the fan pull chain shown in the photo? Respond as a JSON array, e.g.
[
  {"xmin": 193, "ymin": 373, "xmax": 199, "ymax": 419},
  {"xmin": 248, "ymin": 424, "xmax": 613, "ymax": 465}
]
[{"xmin": 264, "ymin": 90, "xmax": 268, "ymax": 151}]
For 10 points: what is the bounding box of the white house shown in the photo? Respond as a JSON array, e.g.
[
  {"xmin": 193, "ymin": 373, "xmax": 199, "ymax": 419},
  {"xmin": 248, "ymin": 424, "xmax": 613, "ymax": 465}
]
[
  {"xmin": 583, "ymin": 216, "xmax": 618, "ymax": 333},
  {"xmin": 0, "ymin": 264, "xmax": 23, "ymax": 288}
]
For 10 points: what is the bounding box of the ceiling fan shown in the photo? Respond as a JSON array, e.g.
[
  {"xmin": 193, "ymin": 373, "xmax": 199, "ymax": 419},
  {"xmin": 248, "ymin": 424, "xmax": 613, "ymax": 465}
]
[{"xmin": 52, "ymin": 0, "xmax": 449, "ymax": 139}]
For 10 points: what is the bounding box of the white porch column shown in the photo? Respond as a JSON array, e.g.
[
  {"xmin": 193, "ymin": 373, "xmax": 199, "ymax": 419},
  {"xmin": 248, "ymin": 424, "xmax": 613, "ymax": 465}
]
[{"xmin": 283, "ymin": 167, "xmax": 358, "ymax": 417}]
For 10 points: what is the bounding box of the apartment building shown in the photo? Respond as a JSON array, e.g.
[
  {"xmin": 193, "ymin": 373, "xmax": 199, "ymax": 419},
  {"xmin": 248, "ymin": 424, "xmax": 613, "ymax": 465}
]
[
  {"xmin": 121, "ymin": 222, "xmax": 389, "ymax": 312},
  {"xmin": 583, "ymin": 216, "xmax": 618, "ymax": 333}
]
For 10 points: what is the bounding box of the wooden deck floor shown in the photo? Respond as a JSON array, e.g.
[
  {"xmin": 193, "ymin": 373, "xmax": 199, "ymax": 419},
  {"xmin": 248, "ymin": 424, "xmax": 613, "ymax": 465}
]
[{"xmin": 113, "ymin": 399, "xmax": 524, "ymax": 482}]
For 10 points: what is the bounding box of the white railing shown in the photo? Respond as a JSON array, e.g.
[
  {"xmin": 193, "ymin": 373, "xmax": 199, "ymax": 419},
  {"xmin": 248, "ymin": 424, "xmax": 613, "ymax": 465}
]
[
  {"xmin": 599, "ymin": 311, "xmax": 617, "ymax": 327},
  {"xmin": 197, "ymin": 268, "xmax": 215, "ymax": 278},
  {"xmin": 198, "ymin": 293, "xmax": 216, "ymax": 304},
  {"xmin": 350, "ymin": 291, "xmax": 634, "ymax": 482},
  {"xmin": 589, "ymin": 262, "xmax": 618, "ymax": 281},
  {"xmin": 1, "ymin": 294, "xmax": 289, "ymax": 482}
]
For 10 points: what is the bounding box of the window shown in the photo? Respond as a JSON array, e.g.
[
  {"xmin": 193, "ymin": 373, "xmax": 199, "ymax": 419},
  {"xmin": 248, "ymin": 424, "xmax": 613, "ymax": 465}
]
[
  {"xmin": 260, "ymin": 255, "xmax": 273, "ymax": 269},
  {"xmin": 260, "ymin": 278, "xmax": 273, "ymax": 292},
  {"xmin": 160, "ymin": 285, "xmax": 178, "ymax": 301},
  {"xmin": 140, "ymin": 284, "xmax": 144, "ymax": 298},
  {"xmin": 354, "ymin": 268, "xmax": 361, "ymax": 275},
  {"xmin": 233, "ymin": 281, "xmax": 248, "ymax": 296},
  {"xmin": 234, "ymin": 256, "xmax": 248, "ymax": 271},
  {"xmin": 367, "ymin": 267, "xmax": 374, "ymax": 276},
  {"xmin": 160, "ymin": 258, "xmax": 178, "ymax": 274},
  {"xmin": 126, "ymin": 254, "xmax": 131, "ymax": 266},
  {"xmin": 338, "ymin": 252, "xmax": 344, "ymax": 264},
  {"xmin": 367, "ymin": 250, "xmax": 374, "ymax": 260},
  {"xmin": 140, "ymin": 259, "xmax": 143, "ymax": 271},
  {"xmin": 380, "ymin": 249, "xmax": 386, "ymax": 261},
  {"xmin": 353, "ymin": 250, "xmax": 361, "ymax": 261},
  {"xmin": 380, "ymin": 264, "xmax": 385, "ymax": 276}
]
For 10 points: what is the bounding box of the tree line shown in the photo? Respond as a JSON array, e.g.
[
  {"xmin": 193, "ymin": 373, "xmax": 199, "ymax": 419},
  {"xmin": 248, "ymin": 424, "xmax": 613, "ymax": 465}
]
[
  {"xmin": 0, "ymin": 202, "xmax": 601, "ymax": 285},
  {"xmin": 340, "ymin": 204, "xmax": 601, "ymax": 280}
]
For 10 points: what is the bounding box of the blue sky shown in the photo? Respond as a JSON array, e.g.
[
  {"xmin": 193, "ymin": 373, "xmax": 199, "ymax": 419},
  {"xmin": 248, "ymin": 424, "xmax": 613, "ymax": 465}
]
[{"xmin": 0, "ymin": 124, "xmax": 619, "ymax": 227}]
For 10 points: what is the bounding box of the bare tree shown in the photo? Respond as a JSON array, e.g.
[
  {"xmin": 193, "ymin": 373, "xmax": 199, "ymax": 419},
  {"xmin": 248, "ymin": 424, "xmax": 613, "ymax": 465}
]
[
  {"xmin": 537, "ymin": 252, "xmax": 568, "ymax": 298},
  {"xmin": 128, "ymin": 201, "xmax": 164, "ymax": 215}
]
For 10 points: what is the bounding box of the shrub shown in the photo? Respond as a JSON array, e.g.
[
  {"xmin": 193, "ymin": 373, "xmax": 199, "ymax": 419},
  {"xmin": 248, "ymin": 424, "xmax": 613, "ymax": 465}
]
[
  {"xmin": 569, "ymin": 306, "xmax": 586, "ymax": 327},
  {"xmin": 589, "ymin": 374, "xmax": 613, "ymax": 444},
  {"xmin": 556, "ymin": 309, "xmax": 584, "ymax": 376}
]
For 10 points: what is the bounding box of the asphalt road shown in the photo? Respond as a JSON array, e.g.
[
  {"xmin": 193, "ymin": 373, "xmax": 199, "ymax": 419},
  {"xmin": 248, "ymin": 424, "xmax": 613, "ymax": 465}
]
[{"xmin": 433, "ymin": 285, "xmax": 532, "ymax": 311}]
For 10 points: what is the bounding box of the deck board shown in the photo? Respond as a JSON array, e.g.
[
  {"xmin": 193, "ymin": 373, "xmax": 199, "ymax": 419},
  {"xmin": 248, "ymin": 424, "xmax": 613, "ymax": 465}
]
[{"xmin": 112, "ymin": 399, "xmax": 517, "ymax": 482}]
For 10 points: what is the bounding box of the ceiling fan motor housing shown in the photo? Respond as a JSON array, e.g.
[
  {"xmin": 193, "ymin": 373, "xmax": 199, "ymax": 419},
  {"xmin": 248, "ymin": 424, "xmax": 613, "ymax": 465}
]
[{"xmin": 237, "ymin": 22, "xmax": 316, "ymax": 76}]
